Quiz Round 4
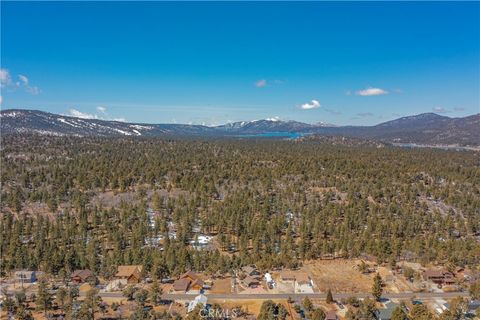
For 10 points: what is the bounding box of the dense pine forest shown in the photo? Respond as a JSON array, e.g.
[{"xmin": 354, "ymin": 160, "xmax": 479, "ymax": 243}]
[{"xmin": 1, "ymin": 135, "xmax": 479, "ymax": 279}]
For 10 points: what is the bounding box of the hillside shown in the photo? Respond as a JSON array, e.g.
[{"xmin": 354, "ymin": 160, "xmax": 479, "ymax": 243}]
[{"xmin": 1, "ymin": 109, "xmax": 479, "ymax": 146}]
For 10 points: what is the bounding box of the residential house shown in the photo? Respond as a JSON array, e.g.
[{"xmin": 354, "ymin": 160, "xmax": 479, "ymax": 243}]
[
  {"xmin": 115, "ymin": 265, "xmax": 143, "ymax": 284},
  {"xmin": 191, "ymin": 235, "xmax": 214, "ymax": 251},
  {"xmin": 295, "ymin": 273, "xmax": 314, "ymax": 293},
  {"xmin": 423, "ymin": 269, "xmax": 455, "ymax": 285},
  {"xmin": 14, "ymin": 270, "xmax": 37, "ymax": 283},
  {"xmin": 71, "ymin": 269, "xmax": 95, "ymax": 284},
  {"xmin": 173, "ymin": 278, "xmax": 191, "ymax": 292},
  {"xmin": 172, "ymin": 271, "xmax": 204, "ymax": 293},
  {"xmin": 279, "ymin": 271, "xmax": 296, "ymax": 282},
  {"xmin": 242, "ymin": 265, "xmax": 261, "ymax": 278},
  {"xmin": 242, "ymin": 276, "xmax": 260, "ymax": 288}
]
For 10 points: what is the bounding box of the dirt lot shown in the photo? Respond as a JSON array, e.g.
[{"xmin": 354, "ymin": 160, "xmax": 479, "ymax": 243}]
[
  {"xmin": 302, "ymin": 259, "xmax": 376, "ymax": 293},
  {"xmin": 377, "ymin": 266, "xmax": 416, "ymax": 293},
  {"xmin": 210, "ymin": 277, "xmax": 232, "ymax": 294},
  {"xmin": 210, "ymin": 299, "xmax": 291, "ymax": 318}
]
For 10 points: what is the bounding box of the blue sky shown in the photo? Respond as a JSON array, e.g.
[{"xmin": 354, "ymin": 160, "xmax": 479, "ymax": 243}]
[{"xmin": 1, "ymin": 1, "xmax": 479, "ymax": 125}]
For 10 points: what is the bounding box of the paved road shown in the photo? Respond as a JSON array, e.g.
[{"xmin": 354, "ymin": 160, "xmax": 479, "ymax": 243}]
[{"xmin": 95, "ymin": 291, "xmax": 470, "ymax": 301}]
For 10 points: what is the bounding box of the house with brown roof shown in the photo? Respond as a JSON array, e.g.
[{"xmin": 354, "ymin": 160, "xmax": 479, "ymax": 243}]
[
  {"xmin": 173, "ymin": 278, "xmax": 191, "ymax": 292},
  {"xmin": 172, "ymin": 271, "xmax": 204, "ymax": 293},
  {"xmin": 295, "ymin": 273, "xmax": 314, "ymax": 293},
  {"xmin": 241, "ymin": 265, "xmax": 261, "ymax": 278},
  {"xmin": 115, "ymin": 265, "xmax": 143, "ymax": 284},
  {"xmin": 71, "ymin": 269, "xmax": 96, "ymax": 284},
  {"xmin": 181, "ymin": 271, "xmax": 201, "ymax": 282},
  {"xmin": 279, "ymin": 271, "xmax": 296, "ymax": 282},
  {"xmin": 423, "ymin": 269, "xmax": 455, "ymax": 285},
  {"xmin": 242, "ymin": 276, "xmax": 260, "ymax": 288}
]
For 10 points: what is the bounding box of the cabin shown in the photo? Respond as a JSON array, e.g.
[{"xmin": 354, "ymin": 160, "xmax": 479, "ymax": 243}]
[
  {"xmin": 14, "ymin": 270, "xmax": 37, "ymax": 283},
  {"xmin": 242, "ymin": 276, "xmax": 260, "ymax": 288},
  {"xmin": 71, "ymin": 269, "xmax": 95, "ymax": 284},
  {"xmin": 242, "ymin": 265, "xmax": 261, "ymax": 278},
  {"xmin": 190, "ymin": 278, "xmax": 204, "ymax": 291},
  {"xmin": 172, "ymin": 271, "xmax": 204, "ymax": 293},
  {"xmin": 115, "ymin": 265, "xmax": 143, "ymax": 284},
  {"xmin": 423, "ymin": 269, "xmax": 455, "ymax": 285},
  {"xmin": 295, "ymin": 273, "xmax": 314, "ymax": 293},
  {"xmin": 173, "ymin": 278, "xmax": 191, "ymax": 292}
]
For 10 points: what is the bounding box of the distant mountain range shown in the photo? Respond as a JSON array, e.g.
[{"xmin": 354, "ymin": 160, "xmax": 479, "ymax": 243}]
[{"xmin": 1, "ymin": 109, "xmax": 479, "ymax": 146}]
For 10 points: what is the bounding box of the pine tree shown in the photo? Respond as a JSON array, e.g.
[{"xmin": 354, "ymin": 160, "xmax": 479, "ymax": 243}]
[
  {"xmin": 391, "ymin": 306, "xmax": 408, "ymax": 320},
  {"xmin": 303, "ymin": 297, "xmax": 313, "ymax": 311},
  {"xmin": 150, "ymin": 278, "xmax": 163, "ymax": 305},
  {"xmin": 310, "ymin": 308, "xmax": 326, "ymax": 320},
  {"xmin": 371, "ymin": 273, "xmax": 383, "ymax": 301},
  {"xmin": 326, "ymin": 289, "xmax": 334, "ymax": 304},
  {"xmin": 36, "ymin": 279, "xmax": 53, "ymax": 317},
  {"xmin": 409, "ymin": 304, "xmax": 433, "ymax": 320}
]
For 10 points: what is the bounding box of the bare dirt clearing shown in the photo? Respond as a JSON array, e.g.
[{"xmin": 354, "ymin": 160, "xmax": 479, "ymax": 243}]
[{"xmin": 302, "ymin": 259, "xmax": 375, "ymax": 293}]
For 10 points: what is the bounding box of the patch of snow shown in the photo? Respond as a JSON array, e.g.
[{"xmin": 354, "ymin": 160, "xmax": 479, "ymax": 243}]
[
  {"xmin": 0, "ymin": 111, "xmax": 23, "ymax": 118},
  {"xmin": 130, "ymin": 124, "xmax": 153, "ymax": 130},
  {"xmin": 110, "ymin": 128, "xmax": 133, "ymax": 136},
  {"xmin": 265, "ymin": 117, "xmax": 280, "ymax": 122}
]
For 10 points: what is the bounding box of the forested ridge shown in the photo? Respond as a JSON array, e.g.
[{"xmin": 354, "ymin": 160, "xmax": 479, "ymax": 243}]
[{"xmin": 1, "ymin": 135, "xmax": 479, "ymax": 278}]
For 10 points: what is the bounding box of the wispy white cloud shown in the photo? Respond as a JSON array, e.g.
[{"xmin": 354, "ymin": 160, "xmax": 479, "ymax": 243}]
[
  {"xmin": 25, "ymin": 86, "xmax": 41, "ymax": 95},
  {"xmin": 68, "ymin": 107, "xmax": 127, "ymax": 121},
  {"xmin": 300, "ymin": 99, "xmax": 321, "ymax": 110},
  {"xmin": 0, "ymin": 69, "xmax": 41, "ymax": 95},
  {"xmin": 96, "ymin": 106, "xmax": 107, "ymax": 114},
  {"xmin": 18, "ymin": 74, "xmax": 29, "ymax": 85},
  {"xmin": 0, "ymin": 69, "xmax": 12, "ymax": 87},
  {"xmin": 432, "ymin": 106, "xmax": 449, "ymax": 114},
  {"xmin": 357, "ymin": 112, "xmax": 374, "ymax": 117},
  {"xmin": 255, "ymin": 79, "xmax": 267, "ymax": 87},
  {"xmin": 69, "ymin": 109, "xmax": 98, "ymax": 119},
  {"xmin": 356, "ymin": 87, "xmax": 388, "ymax": 96},
  {"xmin": 0, "ymin": 96, "xmax": 3, "ymax": 105},
  {"xmin": 255, "ymin": 78, "xmax": 287, "ymax": 88},
  {"xmin": 324, "ymin": 108, "xmax": 342, "ymax": 115},
  {"xmin": 453, "ymin": 107, "xmax": 465, "ymax": 112}
]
